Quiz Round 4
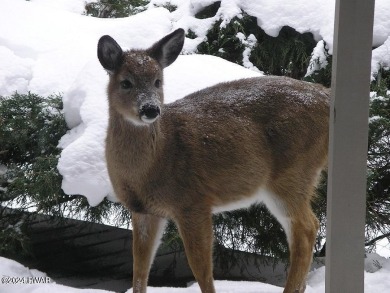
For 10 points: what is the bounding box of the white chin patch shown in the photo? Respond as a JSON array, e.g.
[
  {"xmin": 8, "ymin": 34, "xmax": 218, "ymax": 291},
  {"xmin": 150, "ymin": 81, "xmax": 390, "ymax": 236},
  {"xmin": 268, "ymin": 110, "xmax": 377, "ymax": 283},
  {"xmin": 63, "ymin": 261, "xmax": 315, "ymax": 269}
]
[
  {"xmin": 140, "ymin": 115, "xmax": 158, "ymax": 124},
  {"xmin": 124, "ymin": 116, "xmax": 149, "ymax": 127}
]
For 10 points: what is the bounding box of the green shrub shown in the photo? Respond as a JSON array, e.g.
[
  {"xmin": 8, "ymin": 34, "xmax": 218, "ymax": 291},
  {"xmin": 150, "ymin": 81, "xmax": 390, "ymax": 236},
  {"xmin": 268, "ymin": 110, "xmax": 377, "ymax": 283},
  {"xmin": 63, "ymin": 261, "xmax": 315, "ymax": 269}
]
[
  {"xmin": 0, "ymin": 93, "xmax": 66, "ymax": 164},
  {"xmin": 196, "ymin": 11, "xmax": 317, "ymax": 80},
  {"xmin": 0, "ymin": 93, "xmax": 130, "ymax": 255},
  {"xmin": 0, "ymin": 93, "xmax": 67, "ymax": 254},
  {"xmin": 84, "ymin": 0, "xmax": 148, "ymax": 18},
  {"xmin": 366, "ymin": 69, "xmax": 390, "ymax": 249}
]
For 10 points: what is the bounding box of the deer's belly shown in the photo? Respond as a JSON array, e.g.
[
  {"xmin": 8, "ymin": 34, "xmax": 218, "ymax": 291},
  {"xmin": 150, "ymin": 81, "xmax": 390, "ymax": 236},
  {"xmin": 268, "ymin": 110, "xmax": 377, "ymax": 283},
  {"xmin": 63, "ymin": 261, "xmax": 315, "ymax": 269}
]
[{"xmin": 212, "ymin": 187, "xmax": 292, "ymax": 242}]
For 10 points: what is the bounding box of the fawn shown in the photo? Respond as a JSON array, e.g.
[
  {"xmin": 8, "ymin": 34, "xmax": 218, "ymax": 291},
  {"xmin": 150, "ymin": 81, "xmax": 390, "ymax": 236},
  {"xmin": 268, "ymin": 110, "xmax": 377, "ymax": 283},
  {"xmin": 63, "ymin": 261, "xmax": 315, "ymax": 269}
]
[{"xmin": 97, "ymin": 28, "xmax": 329, "ymax": 293}]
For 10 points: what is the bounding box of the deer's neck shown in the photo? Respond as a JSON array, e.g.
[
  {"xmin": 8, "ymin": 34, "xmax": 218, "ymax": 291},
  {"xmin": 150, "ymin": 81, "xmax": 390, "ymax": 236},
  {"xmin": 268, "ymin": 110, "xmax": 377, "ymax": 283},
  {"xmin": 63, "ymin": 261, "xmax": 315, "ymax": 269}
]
[{"xmin": 107, "ymin": 109, "xmax": 164, "ymax": 173}]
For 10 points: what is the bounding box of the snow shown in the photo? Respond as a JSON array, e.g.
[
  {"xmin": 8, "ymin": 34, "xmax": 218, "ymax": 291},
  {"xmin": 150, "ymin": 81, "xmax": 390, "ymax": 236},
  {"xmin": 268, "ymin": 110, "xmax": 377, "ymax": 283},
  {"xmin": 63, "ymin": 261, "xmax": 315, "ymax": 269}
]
[
  {"xmin": 1, "ymin": 254, "xmax": 390, "ymax": 293},
  {"xmin": 371, "ymin": 36, "xmax": 390, "ymax": 80},
  {"xmin": 305, "ymin": 41, "xmax": 329, "ymax": 77},
  {"xmin": 236, "ymin": 33, "xmax": 261, "ymax": 72},
  {"xmin": 0, "ymin": 258, "xmax": 108, "ymax": 293},
  {"xmin": 0, "ymin": 1, "xmax": 390, "ymax": 291}
]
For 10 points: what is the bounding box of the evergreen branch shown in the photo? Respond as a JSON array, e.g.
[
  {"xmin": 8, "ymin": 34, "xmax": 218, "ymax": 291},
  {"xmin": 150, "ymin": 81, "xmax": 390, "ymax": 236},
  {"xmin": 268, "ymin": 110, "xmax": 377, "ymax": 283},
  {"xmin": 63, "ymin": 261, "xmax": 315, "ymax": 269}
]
[
  {"xmin": 36, "ymin": 195, "xmax": 79, "ymax": 211},
  {"xmin": 365, "ymin": 232, "xmax": 390, "ymax": 247},
  {"xmin": 0, "ymin": 193, "xmax": 18, "ymax": 202}
]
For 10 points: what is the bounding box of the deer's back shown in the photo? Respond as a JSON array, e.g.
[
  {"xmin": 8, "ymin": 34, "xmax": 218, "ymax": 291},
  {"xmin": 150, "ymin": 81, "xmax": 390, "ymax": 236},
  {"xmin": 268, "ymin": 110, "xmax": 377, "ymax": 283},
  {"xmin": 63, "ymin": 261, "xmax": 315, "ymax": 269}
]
[{"xmin": 157, "ymin": 76, "xmax": 329, "ymax": 209}]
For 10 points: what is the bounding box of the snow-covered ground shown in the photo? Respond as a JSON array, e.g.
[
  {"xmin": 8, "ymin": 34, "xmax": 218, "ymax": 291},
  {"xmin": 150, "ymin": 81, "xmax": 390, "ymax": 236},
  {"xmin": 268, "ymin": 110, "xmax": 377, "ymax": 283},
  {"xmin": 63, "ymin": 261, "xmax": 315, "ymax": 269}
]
[
  {"xmin": 1, "ymin": 0, "xmax": 390, "ymax": 292},
  {"xmin": 1, "ymin": 254, "xmax": 390, "ymax": 293}
]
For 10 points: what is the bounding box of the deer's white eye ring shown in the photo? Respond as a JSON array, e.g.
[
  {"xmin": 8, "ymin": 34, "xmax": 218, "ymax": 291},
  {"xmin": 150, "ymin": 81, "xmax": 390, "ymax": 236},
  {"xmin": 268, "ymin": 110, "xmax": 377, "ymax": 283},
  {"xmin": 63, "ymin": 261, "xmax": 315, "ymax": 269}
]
[{"xmin": 120, "ymin": 80, "xmax": 133, "ymax": 89}]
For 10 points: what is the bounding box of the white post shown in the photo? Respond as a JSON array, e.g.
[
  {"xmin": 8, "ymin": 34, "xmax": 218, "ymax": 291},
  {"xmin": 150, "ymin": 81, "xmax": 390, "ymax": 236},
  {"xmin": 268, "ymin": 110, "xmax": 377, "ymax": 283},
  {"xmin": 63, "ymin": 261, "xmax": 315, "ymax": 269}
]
[{"xmin": 326, "ymin": 1, "xmax": 375, "ymax": 293}]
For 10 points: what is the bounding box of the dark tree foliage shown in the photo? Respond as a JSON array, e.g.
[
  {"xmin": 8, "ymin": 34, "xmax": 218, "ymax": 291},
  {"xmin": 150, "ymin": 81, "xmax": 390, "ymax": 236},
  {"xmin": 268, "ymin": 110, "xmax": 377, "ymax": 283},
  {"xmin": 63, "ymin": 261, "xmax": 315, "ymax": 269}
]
[
  {"xmin": 84, "ymin": 0, "xmax": 149, "ymax": 18},
  {"xmin": 196, "ymin": 8, "xmax": 316, "ymax": 80},
  {"xmin": 0, "ymin": 93, "xmax": 66, "ymax": 165},
  {"xmin": 196, "ymin": 16, "xmax": 246, "ymax": 66},
  {"xmin": 303, "ymin": 43, "xmax": 333, "ymax": 88},
  {"xmin": 313, "ymin": 69, "xmax": 390, "ymax": 256},
  {"xmin": 0, "ymin": 93, "xmax": 129, "ymax": 256},
  {"xmin": 84, "ymin": 0, "xmax": 178, "ymax": 18},
  {"xmin": 366, "ymin": 68, "xmax": 390, "ymax": 249},
  {"xmin": 0, "ymin": 92, "xmax": 69, "ymax": 254}
]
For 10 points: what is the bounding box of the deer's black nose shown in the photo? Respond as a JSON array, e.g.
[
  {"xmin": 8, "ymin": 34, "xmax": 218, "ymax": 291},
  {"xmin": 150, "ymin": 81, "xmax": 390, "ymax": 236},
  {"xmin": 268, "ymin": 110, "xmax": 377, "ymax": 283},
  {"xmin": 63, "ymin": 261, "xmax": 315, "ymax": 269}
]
[{"xmin": 140, "ymin": 104, "xmax": 161, "ymax": 123}]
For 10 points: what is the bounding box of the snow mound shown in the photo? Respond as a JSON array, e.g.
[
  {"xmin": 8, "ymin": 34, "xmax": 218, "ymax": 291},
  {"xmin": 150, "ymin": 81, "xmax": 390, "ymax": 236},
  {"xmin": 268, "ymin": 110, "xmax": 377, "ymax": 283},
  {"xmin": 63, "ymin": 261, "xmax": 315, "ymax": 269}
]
[
  {"xmin": 0, "ymin": 257, "xmax": 110, "ymax": 293},
  {"xmin": 371, "ymin": 36, "xmax": 390, "ymax": 80},
  {"xmin": 0, "ymin": 0, "xmax": 172, "ymax": 97}
]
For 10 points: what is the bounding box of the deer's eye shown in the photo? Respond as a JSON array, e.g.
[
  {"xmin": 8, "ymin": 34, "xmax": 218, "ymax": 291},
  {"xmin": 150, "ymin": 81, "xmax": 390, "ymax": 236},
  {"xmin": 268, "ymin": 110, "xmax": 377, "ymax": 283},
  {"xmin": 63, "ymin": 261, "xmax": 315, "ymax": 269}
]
[
  {"xmin": 154, "ymin": 79, "xmax": 161, "ymax": 88},
  {"xmin": 120, "ymin": 80, "xmax": 132, "ymax": 89}
]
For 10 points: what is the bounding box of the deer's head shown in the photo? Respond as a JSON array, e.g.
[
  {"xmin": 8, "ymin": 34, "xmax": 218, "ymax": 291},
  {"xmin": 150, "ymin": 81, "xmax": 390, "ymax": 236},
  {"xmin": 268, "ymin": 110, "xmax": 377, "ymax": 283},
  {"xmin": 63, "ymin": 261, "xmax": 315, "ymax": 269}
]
[{"xmin": 98, "ymin": 29, "xmax": 185, "ymax": 126}]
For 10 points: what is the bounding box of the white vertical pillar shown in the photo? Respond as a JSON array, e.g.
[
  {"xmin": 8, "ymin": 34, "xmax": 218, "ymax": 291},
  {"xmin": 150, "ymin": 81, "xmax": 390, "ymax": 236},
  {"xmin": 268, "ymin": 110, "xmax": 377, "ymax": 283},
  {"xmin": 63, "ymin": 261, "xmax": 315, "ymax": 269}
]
[{"xmin": 326, "ymin": 1, "xmax": 375, "ymax": 293}]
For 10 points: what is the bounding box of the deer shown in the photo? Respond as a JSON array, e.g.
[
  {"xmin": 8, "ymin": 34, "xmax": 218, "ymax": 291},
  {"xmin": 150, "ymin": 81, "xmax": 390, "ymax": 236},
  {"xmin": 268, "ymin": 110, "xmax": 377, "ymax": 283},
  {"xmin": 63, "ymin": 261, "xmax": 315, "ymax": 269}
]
[{"xmin": 97, "ymin": 28, "xmax": 329, "ymax": 293}]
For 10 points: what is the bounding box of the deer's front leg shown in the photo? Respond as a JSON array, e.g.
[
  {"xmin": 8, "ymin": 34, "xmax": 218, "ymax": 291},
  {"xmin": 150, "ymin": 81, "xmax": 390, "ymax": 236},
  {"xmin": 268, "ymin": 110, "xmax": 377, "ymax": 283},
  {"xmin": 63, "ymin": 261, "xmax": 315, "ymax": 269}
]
[
  {"xmin": 174, "ymin": 207, "xmax": 216, "ymax": 293},
  {"xmin": 132, "ymin": 213, "xmax": 167, "ymax": 293}
]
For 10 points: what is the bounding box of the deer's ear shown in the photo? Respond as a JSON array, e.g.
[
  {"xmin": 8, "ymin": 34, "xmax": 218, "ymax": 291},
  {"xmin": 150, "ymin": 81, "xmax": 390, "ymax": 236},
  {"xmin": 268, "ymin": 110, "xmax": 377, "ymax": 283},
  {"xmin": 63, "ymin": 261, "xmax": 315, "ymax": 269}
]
[
  {"xmin": 148, "ymin": 29, "xmax": 185, "ymax": 69},
  {"xmin": 97, "ymin": 35, "xmax": 123, "ymax": 73}
]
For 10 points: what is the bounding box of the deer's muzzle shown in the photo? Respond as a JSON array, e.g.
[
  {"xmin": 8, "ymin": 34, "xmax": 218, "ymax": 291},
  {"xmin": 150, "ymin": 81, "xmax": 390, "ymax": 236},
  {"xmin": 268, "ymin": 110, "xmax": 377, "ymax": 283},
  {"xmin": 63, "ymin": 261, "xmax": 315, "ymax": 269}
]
[{"xmin": 139, "ymin": 103, "xmax": 161, "ymax": 124}]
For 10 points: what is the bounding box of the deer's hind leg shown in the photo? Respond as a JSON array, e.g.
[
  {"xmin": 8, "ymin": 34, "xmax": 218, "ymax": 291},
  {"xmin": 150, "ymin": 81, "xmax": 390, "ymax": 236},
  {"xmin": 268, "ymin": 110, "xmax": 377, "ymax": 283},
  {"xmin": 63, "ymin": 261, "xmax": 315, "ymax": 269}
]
[
  {"xmin": 264, "ymin": 184, "xmax": 319, "ymax": 293},
  {"xmin": 132, "ymin": 213, "xmax": 167, "ymax": 293},
  {"xmin": 285, "ymin": 205, "xmax": 318, "ymax": 293}
]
